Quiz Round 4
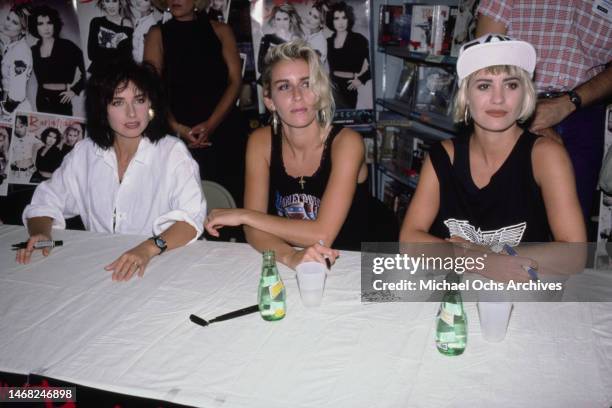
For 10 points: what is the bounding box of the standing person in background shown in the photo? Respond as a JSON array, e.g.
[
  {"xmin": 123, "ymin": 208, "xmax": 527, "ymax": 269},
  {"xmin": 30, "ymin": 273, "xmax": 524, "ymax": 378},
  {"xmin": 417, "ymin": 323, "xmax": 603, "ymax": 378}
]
[
  {"xmin": 0, "ymin": 4, "xmax": 33, "ymax": 118},
  {"xmin": 87, "ymin": 0, "xmax": 133, "ymax": 76},
  {"xmin": 127, "ymin": 0, "xmax": 159, "ymax": 63},
  {"xmin": 325, "ymin": 1, "xmax": 369, "ymax": 109},
  {"xmin": 302, "ymin": 0, "xmax": 328, "ymax": 66},
  {"xmin": 477, "ymin": 1, "xmax": 612, "ymax": 225},
  {"xmin": 257, "ymin": 4, "xmax": 304, "ymax": 77},
  {"xmin": 145, "ymin": 0, "xmax": 247, "ymax": 206},
  {"xmin": 29, "ymin": 5, "xmax": 85, "ymax": 116}
]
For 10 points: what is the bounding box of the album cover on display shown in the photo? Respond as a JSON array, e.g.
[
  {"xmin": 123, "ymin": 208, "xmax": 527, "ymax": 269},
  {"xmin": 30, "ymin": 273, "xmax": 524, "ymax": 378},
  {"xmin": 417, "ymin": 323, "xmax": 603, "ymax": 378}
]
[
  {"xmin": 378, "ymin": 5, "xmax": 405, "ymax": 46},
  {"xmin": 394, "ymin": 61, "xmax": 418, "ymax": 105},
  {"xmin": 414, "ymin": 65, "xmax": 456, "ymax": 116}
]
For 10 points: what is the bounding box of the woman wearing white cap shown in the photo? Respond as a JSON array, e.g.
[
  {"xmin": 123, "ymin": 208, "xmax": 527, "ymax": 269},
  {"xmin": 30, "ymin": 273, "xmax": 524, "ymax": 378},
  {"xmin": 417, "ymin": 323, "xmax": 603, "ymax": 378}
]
[{"xmin": 400, "ymin": 34, "xmax": 585, "ymax": 270}]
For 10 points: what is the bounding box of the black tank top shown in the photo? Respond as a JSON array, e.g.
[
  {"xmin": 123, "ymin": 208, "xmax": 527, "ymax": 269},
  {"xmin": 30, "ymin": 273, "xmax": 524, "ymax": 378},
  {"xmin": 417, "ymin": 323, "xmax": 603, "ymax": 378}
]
[
  {"xmin": 429, "ymin": 131, "xmax": 551, "ymax": 245},
  {"xmin": 268, "ymin": 125, "xmax": 369, "ymax": 251},
  {"xmin": 161, "ymin": 15, "xmax": 227, "ymax": 127}
]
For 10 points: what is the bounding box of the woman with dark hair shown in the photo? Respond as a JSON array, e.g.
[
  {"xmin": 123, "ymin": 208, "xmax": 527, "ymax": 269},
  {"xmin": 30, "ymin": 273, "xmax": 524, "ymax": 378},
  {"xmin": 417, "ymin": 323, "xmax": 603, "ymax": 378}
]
[
  {"xmin": 0, "ymin": 4, "xmax": 33, "ymax": 118},
  {"xmin": 145, "ymin": 0, "xmax": 247, "ymax": 205},
  {"xmin": 17, "ymin": 61, "xmax": 207, "ymax": 282},
  {"xmin": 257, "ymin": 3, "xmax": 304, "ymax": 76},
  {"xmin": 325, "ymin": 1, "xmax": 370, "ymax": 109},
  {"xmin": 29, "ymin": 127, "xmax": 63, "ymax": 183},
  {"xmin": 29, "ymin": 5, "xmax": 86, "ymax": 116},
  {"xmin": 87, "ymin": 0, "xmax": 133, "ymax": 76}
]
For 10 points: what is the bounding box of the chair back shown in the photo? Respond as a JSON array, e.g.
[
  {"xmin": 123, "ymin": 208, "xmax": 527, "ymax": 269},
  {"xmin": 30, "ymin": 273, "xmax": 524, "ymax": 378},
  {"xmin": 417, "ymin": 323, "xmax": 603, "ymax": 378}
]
[{"xmin": 201, "ymin": 180, "xmax": 236, "ymax": 214}]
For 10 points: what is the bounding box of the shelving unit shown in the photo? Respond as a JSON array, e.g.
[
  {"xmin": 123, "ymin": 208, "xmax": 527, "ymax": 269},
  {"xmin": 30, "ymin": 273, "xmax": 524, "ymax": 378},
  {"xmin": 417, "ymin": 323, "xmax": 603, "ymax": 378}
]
[{"xmin": 371, "ymin": 0, "xmax": 460, "ymax": 220}]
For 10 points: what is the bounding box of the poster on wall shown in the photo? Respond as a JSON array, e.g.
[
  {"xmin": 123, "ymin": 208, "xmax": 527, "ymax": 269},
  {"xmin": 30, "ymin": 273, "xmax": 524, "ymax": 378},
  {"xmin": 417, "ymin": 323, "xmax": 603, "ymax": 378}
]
[
  {"xmin": 250, "ymin": 0, "xmax": 374, "ymax": 125},
  {"xmin": 0, "ymin": 122, "xmax": 12, "ymax": 196},
  {"xmin": 76, "ymin": 0, "xmax": 164, "ymax": 73},
  {"xmin": 0, "ymin": 0, "xmax": 86, "ymax": 121},
  {"xmin": 5, "ymin": 111, "xmax": 85, "ymax": 192}
]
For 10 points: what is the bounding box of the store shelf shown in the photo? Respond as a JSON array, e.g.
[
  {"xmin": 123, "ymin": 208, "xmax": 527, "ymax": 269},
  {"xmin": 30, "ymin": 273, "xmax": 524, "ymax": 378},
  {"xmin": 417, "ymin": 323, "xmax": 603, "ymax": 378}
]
[
  {"xmin": 378, "ymin": 161, "xmax": 419, "ymax": 190},
  {"xmin": 376, "ymin": 98, "xmax": 456, "ymax": 138},
  {"xmin": 378, "ymin": 46, "xmax": 458, "ymax": 66}
]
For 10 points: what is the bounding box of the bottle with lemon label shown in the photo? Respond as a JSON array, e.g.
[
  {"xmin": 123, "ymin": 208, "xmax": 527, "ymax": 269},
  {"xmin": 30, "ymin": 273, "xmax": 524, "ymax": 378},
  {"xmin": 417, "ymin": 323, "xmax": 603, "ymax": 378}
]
[{"xmin": 258, "ymin": 250, "xmax": 286, "ymax": 321}]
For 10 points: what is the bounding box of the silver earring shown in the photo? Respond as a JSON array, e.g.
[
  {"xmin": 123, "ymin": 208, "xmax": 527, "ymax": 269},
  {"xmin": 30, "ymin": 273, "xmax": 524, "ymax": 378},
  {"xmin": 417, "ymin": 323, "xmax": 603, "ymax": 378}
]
[
  {"xmin": 271, "ymin": 111, "xmax": 279, "ymax": 133},
  {"xmin": 464, "ymin": 107, "xmax": 470, "ymax": 123},
  {"xmin": 194, "ymin": 6, "xmax": 198, "ymax": 12},
  {"xmin": 148, "ymin": 108, "xmax": 155, "ymax": 121}
]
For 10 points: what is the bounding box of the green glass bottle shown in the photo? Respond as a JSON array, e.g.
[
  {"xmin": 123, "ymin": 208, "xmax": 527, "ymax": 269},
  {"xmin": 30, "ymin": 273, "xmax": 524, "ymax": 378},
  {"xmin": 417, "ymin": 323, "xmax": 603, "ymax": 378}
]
[
  {"xmin": 258, "ymin": 250, "xmax": 286, "ymax": 321},
  {"xmin": 435, "ymin": 271, "xmax": 467, "ymax": 356}
]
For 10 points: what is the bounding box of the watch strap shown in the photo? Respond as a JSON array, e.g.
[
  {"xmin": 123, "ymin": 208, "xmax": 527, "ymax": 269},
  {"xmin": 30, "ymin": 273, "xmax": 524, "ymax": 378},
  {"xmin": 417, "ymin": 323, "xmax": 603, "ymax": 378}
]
[
  {"xmin": 566, "ymin": 90, "xmax": 582, "ymax": 110},
  {"xmin": 149, "ymin": 235, "xmax": 167, "ymax": 255}
]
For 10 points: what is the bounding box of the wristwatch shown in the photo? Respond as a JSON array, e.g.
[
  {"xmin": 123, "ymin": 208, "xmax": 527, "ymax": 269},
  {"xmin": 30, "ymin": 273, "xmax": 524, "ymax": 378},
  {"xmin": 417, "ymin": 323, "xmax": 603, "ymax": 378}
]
[
  {"xmin": 149, "ymin": 235, "xmax": 167, "ymax": 255},
  {"xmin": 566, "ymin": 90, "xmax": 582, "ymax": 110}
]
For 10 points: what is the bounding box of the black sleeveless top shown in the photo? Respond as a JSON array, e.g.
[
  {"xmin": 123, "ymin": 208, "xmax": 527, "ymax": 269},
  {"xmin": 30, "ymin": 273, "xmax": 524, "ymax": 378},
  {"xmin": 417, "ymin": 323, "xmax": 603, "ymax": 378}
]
[
  {"xmin": 429, "ymin": 131, "xmax": 551, "ymax": 245},
  {"xmin": 268, "ymin": 125, "xmax": 369, "ymax": 251},
  {"xmin": 161, "ymin": 15, "xmax": 227, "ymax": 127}
]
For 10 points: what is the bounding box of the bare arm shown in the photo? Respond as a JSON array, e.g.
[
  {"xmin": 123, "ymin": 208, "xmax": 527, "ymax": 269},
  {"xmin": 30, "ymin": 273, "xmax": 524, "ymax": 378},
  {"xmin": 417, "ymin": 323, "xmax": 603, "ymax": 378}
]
[
  {"xmin": 475, "ymin": 13, "xmax": 508, "ymax": 37},
  {"xmin": 207, "ymin": 128, "xmax": 366, "ymax": 248},
  {"xmin": 105, "ymin": 220, "xmax": 197, "ymax": 281},
  {"xmin": 399, "ymin": 143, "xmax": 448, "ymax": 243},
  {"xmin": 220, "ymin": 128, "xmax": 338, "ymax": 268},
  {"xmin": 143, "ymin": 26, "xmax": 193, "ymax": 141},
  {"xmin": 200, "ymin": 22, "xmax": 242, "ymax": 134},
  {"xmin": 530, "ymin": 65, "xmax": 612, "ymax": 132}
]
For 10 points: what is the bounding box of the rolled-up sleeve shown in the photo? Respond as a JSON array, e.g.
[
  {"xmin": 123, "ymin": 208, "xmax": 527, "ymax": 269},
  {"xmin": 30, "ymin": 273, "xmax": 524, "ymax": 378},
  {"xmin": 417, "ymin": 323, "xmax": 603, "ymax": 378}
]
[
  {"xmin": 22, "ymin": 149, "xmax": 80, "ymax": 229},
  {"xmin": 152, "ymin": 144, "xmax": 207, "ymax": 244}
]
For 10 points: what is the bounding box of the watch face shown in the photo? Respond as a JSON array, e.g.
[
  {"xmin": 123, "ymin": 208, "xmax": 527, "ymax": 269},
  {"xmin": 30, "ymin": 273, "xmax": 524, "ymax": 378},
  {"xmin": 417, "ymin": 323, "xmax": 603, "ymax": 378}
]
[{"xmin": 153, "ymin": 237, "xmax": 167, "ymax": 251}]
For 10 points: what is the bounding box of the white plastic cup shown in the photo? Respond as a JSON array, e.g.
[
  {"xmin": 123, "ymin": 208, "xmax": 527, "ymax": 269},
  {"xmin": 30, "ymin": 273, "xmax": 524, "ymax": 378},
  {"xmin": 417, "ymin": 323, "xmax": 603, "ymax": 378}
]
[
  {"xmin": 477, "ymin": 301, "xmax": 513, "ymax": 342},
  {"xmin": 296, "ymin": 262, "xmax": 327, "ymax": 308}
]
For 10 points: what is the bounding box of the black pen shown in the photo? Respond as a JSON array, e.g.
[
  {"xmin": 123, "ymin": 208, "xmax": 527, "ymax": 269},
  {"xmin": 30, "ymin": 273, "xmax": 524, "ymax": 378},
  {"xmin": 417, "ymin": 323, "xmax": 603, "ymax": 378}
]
[
  {"xmin": 318, "ymin": 240, "xmax": 332, "ymax": 269},
  {"xmin": 11, "ymin": 240, "xmax": 63, "ymax": 250}
]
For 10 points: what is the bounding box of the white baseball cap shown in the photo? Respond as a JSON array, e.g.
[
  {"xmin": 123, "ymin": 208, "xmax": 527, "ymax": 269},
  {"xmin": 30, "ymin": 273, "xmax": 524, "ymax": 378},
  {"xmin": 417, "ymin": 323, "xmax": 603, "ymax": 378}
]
[{"xmin": 456, "ymin": 34, "xmax": 537, "ymax": 83}]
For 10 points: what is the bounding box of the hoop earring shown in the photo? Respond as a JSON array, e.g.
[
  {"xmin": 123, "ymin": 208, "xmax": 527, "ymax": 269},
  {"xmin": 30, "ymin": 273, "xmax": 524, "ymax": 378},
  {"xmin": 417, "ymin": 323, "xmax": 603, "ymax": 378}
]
[
  {"xmin": 148, "ymin": 108, "xmax": 155, "ymax": 121},
  {"xmin": 464, "ymin": 107, "xmax": 470, "ymax": 124},
  {"xmin": 271, "ymin": 111, "xmax": 279, "ymax": 134}
]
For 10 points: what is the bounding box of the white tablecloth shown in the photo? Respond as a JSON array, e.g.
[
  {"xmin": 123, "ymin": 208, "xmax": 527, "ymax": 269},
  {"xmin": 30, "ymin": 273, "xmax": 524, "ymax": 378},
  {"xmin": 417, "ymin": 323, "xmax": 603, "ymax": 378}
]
[{"xmin": 0, "ymin": 225, "xmax": 611, "ymax": 407}]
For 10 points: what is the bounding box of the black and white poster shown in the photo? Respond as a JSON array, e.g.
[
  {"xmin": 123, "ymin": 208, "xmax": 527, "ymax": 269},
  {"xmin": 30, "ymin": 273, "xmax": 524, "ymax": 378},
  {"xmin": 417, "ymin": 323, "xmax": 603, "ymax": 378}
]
[
  {"xmin": 0, "ymin": 0, "xmax": 85, "ymax": 120},
  {"xmin": 76, "ymin": 0, "xmax": 164, "ymax": 72},
  {"xmin": 250, "ymin": 0, "xmax": 373, "ymax": 124}
]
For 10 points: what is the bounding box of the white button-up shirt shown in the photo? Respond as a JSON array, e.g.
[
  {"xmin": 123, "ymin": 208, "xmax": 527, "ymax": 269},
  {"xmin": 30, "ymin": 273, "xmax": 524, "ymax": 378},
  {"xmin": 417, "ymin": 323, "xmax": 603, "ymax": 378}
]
[{"xmin": 23, "ymin": 136, "xmax": 206, "ymax": 243}]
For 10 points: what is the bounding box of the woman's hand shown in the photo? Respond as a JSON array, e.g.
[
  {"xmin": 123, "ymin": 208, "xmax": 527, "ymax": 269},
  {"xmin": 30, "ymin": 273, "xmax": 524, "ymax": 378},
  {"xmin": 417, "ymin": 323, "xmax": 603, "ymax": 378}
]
[
  {"xmin": 205, "ymin": 208, "xmax": 249, "ymax": 237},
  {"xmin": 59, "ymin": 90, "xmax": 76, "ymax": 104},
  {"xmin": 189, "ymin": 120, "xmax": 217, "ymax": 148},
  {"xmin": 15, "ymin": 233, "xmax": 53, "ymax": 264},
  {"xmin": 287, "ymin": 243, "xmax": 339, "ymax": 270},
  {"xmin": 347, "ymin": 77, "xmax": 363, "ymax": 91},
  {"xmin": 104, "ymin": 241, "xmax": 157, "ymax": 281}
]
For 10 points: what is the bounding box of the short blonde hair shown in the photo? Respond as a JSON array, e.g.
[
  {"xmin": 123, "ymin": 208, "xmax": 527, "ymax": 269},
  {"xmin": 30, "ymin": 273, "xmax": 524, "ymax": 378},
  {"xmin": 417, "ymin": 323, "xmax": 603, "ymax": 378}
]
[
  {"xmin": 261, "ymin": 39, "xmax": 335, "ymax": 129},
  {"xmin": 453, "ymin": 65, "xmax": 536, "ymax": 124}
]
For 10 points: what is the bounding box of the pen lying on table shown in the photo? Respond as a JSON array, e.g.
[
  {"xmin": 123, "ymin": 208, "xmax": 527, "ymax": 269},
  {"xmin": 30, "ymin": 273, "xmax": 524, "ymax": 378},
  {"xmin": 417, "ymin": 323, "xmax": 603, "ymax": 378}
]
[
  {"xmin": 190, "ymin": 304, "xmax": 260, "ymax": 327},
  {"xmin": 11, "ymin": 240, "xmax": 63, "ymax": 250}
]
